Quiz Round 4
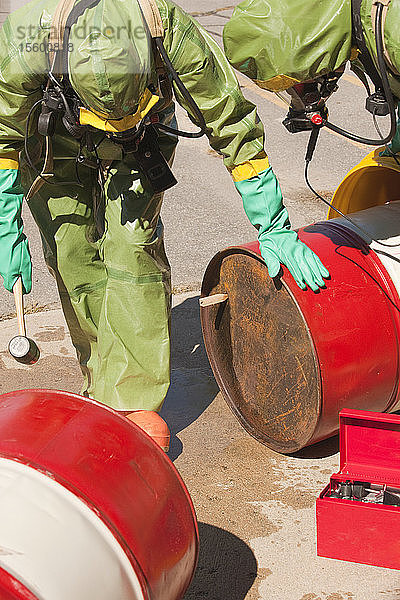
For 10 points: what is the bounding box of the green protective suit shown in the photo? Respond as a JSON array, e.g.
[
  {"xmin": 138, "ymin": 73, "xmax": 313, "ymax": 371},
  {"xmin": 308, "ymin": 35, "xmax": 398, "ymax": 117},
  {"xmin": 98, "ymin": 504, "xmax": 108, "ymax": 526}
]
[
  {"xmin": 0, "ymin": 0, "xmax": 265, "ymax": 411},
  {"xmin": 223, "ymin": 0, "xmax": 400, "ymax": 97},
  {"xmin": 223, "ymin": 0, "xmax": 400, "ymax": 279}
]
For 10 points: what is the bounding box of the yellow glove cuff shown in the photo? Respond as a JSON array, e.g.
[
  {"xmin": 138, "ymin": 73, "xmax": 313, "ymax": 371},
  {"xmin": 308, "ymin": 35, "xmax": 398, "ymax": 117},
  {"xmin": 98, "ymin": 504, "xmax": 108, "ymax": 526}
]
[
  {"xmin": 230, "ymin": 154, "xmax": 270, "ymax": 182},
  {"xmin": 0, "ymin": 152, "xmax": 19, "ymax": 170}
]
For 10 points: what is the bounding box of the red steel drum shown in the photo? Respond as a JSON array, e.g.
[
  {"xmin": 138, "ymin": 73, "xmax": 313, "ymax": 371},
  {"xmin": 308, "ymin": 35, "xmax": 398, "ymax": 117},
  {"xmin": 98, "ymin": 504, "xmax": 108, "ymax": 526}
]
[
  {"xmin": 0, "ymin": 567, "xmax": 39, "ymax": 600},
  {"xmin": 0, "ymin": 389, "xmax": 198, "ymax": 600},
  {"xmin": 201, "ymin": 201, "xmax": 400, "ymax": 454}
]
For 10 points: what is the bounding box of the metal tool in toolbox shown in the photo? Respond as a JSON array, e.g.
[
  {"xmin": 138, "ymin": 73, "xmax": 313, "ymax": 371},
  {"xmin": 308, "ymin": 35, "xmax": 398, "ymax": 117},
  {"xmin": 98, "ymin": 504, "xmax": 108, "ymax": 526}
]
[
  {"xmin": 328, "ymin": 480, "xmax": 400, "ymax": 506},
  {"xmin": 316, "ymin": 409, "xmax": 400, "ymax": 570}
]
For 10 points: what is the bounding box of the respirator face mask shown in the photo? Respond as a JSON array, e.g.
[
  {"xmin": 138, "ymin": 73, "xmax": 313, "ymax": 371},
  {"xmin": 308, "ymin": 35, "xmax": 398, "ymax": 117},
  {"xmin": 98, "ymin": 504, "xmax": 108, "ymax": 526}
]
[{"xmin": 280, "ymin": 70, "xmax": 344, "ymax": 134}]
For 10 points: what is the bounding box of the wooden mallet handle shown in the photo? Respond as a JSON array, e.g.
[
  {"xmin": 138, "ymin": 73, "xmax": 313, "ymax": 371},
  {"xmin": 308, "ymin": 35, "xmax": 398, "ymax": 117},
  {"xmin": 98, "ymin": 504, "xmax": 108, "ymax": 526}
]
[
  {"xmin": 9, "ymin": 277, "xmax": 40, "ymax": 365},
  {"xmin": 13, "ymin": 277, "xmax": 26, "ymax": 337}
]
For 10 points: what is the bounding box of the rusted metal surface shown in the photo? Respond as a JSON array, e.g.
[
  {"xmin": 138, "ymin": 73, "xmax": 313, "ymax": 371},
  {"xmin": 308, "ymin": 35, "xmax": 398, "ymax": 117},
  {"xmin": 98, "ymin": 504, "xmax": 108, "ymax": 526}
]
[
  {"xmin": 201, "ymin": 216, "xmax": 400, "ymax": 454},
  {"xmin": 201, "ymin": 248, "xmax": 320, "ymax": 454}
]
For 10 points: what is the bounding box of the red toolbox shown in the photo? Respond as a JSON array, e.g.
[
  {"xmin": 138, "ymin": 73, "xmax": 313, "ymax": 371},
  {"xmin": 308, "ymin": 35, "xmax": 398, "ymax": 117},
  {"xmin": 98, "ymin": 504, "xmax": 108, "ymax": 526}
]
[{"xmin": 316, "ymin": 409, "xmax": 400, "ymax": 570}]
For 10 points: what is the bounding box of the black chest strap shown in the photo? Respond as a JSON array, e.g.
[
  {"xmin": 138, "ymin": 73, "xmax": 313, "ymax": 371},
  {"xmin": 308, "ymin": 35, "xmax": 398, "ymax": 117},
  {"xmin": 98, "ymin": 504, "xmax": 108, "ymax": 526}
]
[{"xmin": 351, "ymin": 0, "xmax": 384, "ymax": 91}]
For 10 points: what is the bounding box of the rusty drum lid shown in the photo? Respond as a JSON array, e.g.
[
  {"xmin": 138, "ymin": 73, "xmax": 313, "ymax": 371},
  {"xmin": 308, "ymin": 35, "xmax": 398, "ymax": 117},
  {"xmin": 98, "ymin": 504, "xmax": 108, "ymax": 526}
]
[{"xmin": 200, "ymin": 248, "xmax": 321, "ymax": 454}]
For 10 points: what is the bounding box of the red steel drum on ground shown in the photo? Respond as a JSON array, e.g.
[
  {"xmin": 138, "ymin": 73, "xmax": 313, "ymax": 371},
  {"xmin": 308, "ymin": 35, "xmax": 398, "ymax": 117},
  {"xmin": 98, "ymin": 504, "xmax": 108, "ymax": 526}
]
[
  {"xmin": 0, "ymin": 567, "xmax": 39, "ymax": 600},
  {"xmin": 201, "ymin": 201, "xmax": 400, "ymax": 454},
  {"xmin": 0, "ymin": 389, "xmax": 198, "ymax": 600}
]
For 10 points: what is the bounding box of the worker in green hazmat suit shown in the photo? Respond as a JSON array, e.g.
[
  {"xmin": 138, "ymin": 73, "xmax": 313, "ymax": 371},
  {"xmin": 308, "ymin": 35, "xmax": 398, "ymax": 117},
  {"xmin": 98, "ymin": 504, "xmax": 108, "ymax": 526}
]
[
  {"xmin": 223, "ymin": 0, "xmax": 400, "ymax": 218},
  {"xmin": 0, "ymin": 0, "xmax": 329, "ymax": 417}
]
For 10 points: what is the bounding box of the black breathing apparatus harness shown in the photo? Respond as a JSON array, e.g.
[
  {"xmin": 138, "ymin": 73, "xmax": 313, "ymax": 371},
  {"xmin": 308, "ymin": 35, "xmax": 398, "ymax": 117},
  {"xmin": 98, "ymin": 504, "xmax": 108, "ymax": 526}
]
[{"xmin": 25, "ymin": 0, "xmax": 207, "ymax": 201}]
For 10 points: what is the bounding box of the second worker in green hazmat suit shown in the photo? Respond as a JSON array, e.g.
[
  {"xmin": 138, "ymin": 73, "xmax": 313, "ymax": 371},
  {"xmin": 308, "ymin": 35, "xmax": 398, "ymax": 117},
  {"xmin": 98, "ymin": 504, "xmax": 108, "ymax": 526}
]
[
  {"xmin": 0, "ymin": 0, "xmax": 329, "ymax": 417},
  {"xmin": 223, "ymin": 0, "xmax": 400, "ymax": 217}
]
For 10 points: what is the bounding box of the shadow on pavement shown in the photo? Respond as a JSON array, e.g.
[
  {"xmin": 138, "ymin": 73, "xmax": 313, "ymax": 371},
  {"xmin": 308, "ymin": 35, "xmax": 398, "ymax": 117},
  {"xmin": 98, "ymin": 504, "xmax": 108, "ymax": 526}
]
[
  {"xmin": 161, "ymin": 295, "xmax": 220, "ymax": 460},
  {"xmin": 183, "ymin": 522, "xmax": 257, "ymax": 600},
  {"xmin": 290, "ymin": 434, "xmax": 339, "ymax": 459},
  {"xmin": 170, "ymin": 294, "xmax": 212, "ymax": 374}
]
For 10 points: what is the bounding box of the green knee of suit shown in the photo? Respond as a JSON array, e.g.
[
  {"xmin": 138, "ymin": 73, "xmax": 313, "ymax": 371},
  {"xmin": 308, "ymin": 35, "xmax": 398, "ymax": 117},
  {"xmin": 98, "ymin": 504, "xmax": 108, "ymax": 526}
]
[{"xmin": 24, "ymin": 155, "xmax": 172, "ymax": 411}]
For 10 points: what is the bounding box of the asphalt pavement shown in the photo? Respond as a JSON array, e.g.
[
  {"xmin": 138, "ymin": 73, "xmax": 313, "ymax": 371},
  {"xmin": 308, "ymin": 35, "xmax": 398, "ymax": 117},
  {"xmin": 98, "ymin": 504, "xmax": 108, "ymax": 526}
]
[
  {"xmin": 0, "ymin": 1, "xmax": 399, "ymax": 599},
  {"xmin": 0, "ymin": 290, "xmax": 399, "ymax": 600}
]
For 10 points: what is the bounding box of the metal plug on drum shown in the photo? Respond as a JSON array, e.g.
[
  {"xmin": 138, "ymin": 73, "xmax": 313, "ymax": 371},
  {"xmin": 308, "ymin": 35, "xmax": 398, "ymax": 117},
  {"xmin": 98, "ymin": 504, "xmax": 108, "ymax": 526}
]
[{"xmin": 8, "ymin": 278, "xmax": 40, "ymax": 365}]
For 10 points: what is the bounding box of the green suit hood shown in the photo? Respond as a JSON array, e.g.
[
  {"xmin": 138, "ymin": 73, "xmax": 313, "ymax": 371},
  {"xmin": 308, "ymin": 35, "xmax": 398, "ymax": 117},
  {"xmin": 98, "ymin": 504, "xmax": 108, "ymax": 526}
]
[
  {"xmin": 223, "ymin": 0, "xmax": 352, "ymax": 91},
  {"xmin": 67, "ymin": 0, "xmax": 154, "ymax": 118}
]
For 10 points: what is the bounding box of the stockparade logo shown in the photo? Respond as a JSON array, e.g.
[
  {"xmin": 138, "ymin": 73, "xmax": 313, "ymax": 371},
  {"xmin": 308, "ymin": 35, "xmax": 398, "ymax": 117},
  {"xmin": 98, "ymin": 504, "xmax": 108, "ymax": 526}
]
[{"xmin": 16, "ymin": 20, "xmax": 146, "ymax": 53}]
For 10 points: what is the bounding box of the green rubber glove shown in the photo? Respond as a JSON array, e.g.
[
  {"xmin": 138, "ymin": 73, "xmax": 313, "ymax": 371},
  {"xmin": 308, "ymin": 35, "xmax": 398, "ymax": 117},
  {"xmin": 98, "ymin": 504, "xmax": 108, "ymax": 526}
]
[
  {"xmin": 0, "ymin": 169, "xmax": 32, "ymax": 294},
  {"xmin": 235, "ymin": 167, "xmax": 329, "ymax": 291}
]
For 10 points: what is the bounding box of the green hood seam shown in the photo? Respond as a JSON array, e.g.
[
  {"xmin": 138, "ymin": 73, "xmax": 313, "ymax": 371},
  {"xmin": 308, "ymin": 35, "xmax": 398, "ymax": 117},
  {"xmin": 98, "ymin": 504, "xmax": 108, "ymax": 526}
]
[
  {"xmin": 1, "ymin": 21, "xmax": 37, "ymax": 78},
  {"xmin": 91, "ymin": 0, "xmax": 114, "ymax": 107}
]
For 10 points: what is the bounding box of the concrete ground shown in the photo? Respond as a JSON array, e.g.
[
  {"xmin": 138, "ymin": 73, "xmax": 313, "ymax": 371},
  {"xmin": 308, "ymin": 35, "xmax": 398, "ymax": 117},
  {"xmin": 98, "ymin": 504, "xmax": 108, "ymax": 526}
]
[
  {"xmin": 0, "ymin": 0, "xmax": 399, "ymax": 598},
  {"xmin": 0, "ymin": 295, "xmax": 399, "ymax": 600}
]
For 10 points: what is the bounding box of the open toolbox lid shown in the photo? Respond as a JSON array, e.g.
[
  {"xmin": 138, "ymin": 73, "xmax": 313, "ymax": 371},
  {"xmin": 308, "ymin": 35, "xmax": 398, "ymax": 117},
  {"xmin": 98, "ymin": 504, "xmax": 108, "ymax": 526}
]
[{"xmin": 337, "ymin": 409, "xmax": 400, "ymax": 486}]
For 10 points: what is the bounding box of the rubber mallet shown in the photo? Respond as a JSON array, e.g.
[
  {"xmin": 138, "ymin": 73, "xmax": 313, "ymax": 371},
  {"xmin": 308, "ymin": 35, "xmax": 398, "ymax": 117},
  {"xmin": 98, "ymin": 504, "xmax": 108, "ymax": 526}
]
[{"xmin": 8, "ymin": 277, "xmax": 40, "ymax": 365}]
